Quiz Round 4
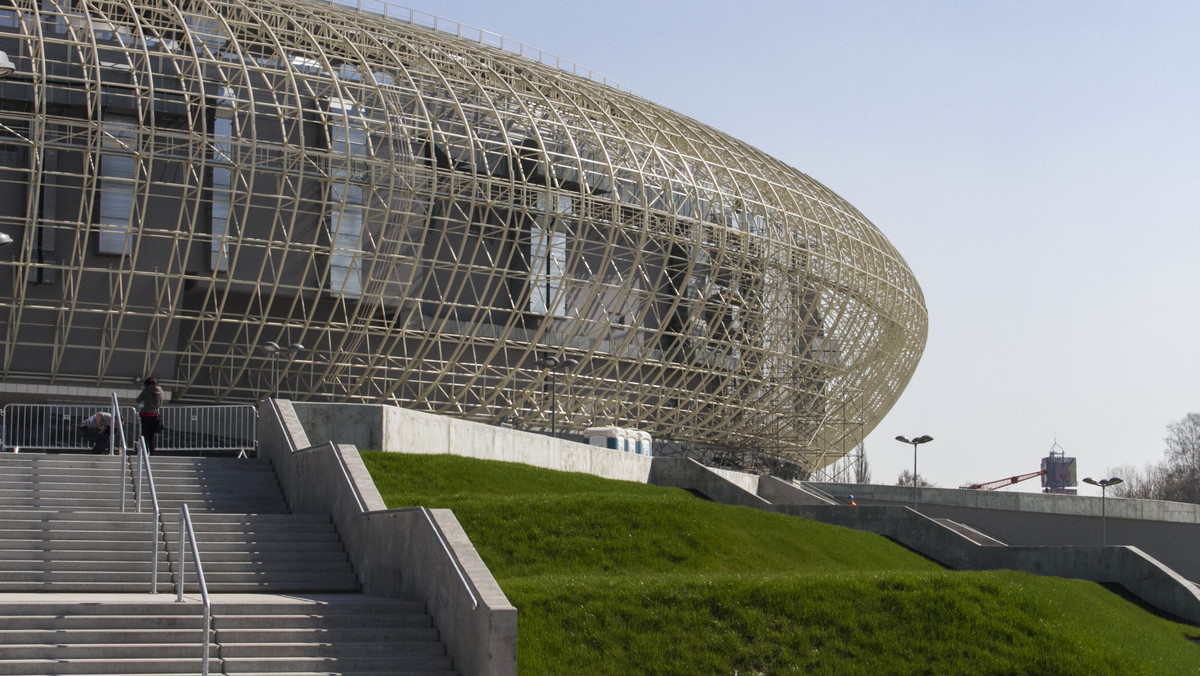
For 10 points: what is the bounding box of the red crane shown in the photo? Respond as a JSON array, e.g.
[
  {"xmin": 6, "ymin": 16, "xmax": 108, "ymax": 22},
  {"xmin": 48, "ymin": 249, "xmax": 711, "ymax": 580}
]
[{"xmin": 963, "ymin": 469, "xmax": 1047, "ymax": 491}]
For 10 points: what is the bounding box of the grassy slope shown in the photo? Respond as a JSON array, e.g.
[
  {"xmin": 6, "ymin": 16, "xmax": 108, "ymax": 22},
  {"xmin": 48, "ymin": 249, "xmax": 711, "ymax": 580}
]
[{"xmin": 362, "ymin": 452, "xmax": 1200, "ymax": 675}]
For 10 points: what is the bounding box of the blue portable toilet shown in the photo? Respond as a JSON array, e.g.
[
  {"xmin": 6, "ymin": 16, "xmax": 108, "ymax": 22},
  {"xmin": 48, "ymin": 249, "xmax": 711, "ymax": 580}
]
[
  {"xmin": 635, "ymin": 430, "xmax": 652, "ymax": 456},
  {"xmin": 585, "ymin": 426, "xmax": 624, "ymax": 451},
  {"xmin": 615, "ymin": 427, "xmax": 632, "ymax": 453}
]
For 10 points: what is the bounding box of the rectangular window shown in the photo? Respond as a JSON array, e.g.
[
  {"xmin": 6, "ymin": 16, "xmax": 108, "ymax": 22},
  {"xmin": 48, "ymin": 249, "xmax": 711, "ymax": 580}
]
[
  {"xmin": 98, "ymin": 114, "xmax": 137, "ymax": 255},
  {"xmin": 530, "ymin": 194, "xmax": 571, "ymax": 317},
  {"xmin": 329, "ymin": 183, "xmax": 364, "ymax": 297},
  {"xmin": 210, "ymin": 89, "xmax": 236, "ymax": 271},
  {"xmin": 325, "ymin": 97, "xmax": 371, "ymax": 298}
]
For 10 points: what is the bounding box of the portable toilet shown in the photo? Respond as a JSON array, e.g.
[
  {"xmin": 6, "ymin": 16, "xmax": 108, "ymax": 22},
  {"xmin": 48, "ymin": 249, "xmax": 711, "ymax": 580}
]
[
  {"xmin": 635, "ymin": 430, "xmax": 652, "ymax": 456},
  {"xmin": 584, "ymin": 426, "xmax": 624, "ymax": 451},
  {"xmin": 615, "ymin": 427, "xmax": 632, "ymax": 453}
]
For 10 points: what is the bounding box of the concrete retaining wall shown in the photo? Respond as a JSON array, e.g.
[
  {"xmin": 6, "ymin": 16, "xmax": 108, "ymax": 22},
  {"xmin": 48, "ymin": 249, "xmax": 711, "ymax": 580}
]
[
  {"xmin": 705, "ymin": 466, "xmax": 761, "ymax": 495},
  {"xmin": 260, "ymin": 401, "xmax": 517, "ymax": 676},
  {"xmin": 810, "ymin": 481, "xmax": 1200, "ymax": 523},
  {"xmin": 776, "ymin": 504, "xmax": 1200, "ymax": 624},
  {"xmin": 649, "ymin": 458, "xmax": 771, "ymax": 508},
  {"xmin": 758, "ymin": 476, "xmax": 839, "ymax": 506},
  {"xmin": 292, "ymin": 402, "xmax": 655, "ymax": 484},
  {"xmin": 807, "ymin": 482, "xmax": 1200, "ymax": 581}
]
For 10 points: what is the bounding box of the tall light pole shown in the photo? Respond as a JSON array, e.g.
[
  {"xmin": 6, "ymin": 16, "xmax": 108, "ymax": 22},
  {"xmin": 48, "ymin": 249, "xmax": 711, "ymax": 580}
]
[
  {"xmin": 1082, "ymin": 476, "xmax": 1123, "ymax": 546},
  {"xmin": 260, "ymin": 341, "xmax": 305, "ymax": 399},
  {"xmin": 537, "ymin": 355, "xmax": 578, "ymax": 438},
  {"xmin": 895, "ymin": 434, "xmax": 933, "ymax": 507}
]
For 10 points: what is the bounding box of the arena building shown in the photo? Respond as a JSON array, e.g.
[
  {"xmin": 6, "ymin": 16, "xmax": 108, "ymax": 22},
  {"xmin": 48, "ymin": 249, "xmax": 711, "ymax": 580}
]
[{"xmin": 0, "ymin": 0, "xmax": 927, "ymax": 471}]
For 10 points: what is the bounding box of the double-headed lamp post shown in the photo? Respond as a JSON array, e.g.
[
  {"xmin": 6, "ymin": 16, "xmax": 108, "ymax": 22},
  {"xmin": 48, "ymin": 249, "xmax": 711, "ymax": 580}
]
[
  {"xmin": 895, "ymin": 434, "xmax": 933, "ymax": 507},
  {"xmin": 260, "ymin": 341, "xmax": 305, "ymax": 399},
  {"xmin": 536, "ymin": 355, "xmax": 579, "ymax": 438},
  {"xmin": 1081, "ymin": 476, "xmax": 1123, "ymax": 546}
]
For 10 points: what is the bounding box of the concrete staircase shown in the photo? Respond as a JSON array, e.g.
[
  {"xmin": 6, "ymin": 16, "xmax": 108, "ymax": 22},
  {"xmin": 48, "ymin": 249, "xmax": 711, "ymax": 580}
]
[
  {"xmin": 0, "ymin": 453, "xmax": 458, "ymax": 675},
  {"xmin": 0, "ymin": 595, "xmax": 456, "ymax": 675},
  {"xmin": 0, "ymin": 455, "xmax": 358, "ymax": 593}
]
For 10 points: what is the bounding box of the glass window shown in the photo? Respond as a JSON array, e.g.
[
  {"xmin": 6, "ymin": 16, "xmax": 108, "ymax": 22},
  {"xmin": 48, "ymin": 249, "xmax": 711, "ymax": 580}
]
[
  {"xmin": 530, "ymin": 194, "xmax": 571, "ymax": 317},
  {"xmin": 210, "ymin": 92, "xmax": 234, "ymax": 271},
  {"xmin": 98, "ymin": 115, "xmax": 137, "ymax": 256},
  {"xmin": 325, "ymin": 97, "xmax": 371, "ymax": 298}
]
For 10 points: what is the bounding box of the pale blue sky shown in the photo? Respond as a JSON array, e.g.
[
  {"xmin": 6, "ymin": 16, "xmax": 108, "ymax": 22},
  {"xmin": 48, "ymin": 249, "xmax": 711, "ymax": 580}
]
[{"xmin": 402, "ymin": 0, "xmax": 1200, "ymax": 493}]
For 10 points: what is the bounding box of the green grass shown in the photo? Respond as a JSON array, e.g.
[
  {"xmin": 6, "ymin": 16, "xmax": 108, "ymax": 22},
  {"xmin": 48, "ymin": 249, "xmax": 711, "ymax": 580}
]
[{"xmin": 362, "ymin": 452, "xmax": 1200, "ymax": 675}]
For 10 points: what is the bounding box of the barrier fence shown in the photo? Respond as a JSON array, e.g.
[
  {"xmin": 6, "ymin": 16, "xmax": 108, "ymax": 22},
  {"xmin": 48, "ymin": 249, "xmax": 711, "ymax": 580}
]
[{"xmin": 2, "ymin": 404, "xmax": 257, "ymax": 457}]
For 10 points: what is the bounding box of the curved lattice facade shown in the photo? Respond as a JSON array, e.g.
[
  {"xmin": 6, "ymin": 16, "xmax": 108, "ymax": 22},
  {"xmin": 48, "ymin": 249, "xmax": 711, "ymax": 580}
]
[{"xmin": 0, "ymin": 0, "xmax": 927, "ymax": 469}]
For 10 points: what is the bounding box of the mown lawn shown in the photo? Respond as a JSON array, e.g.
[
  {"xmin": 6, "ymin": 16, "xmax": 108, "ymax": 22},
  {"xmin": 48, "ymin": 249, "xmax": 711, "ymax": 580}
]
[{"xmin": 362, "ymin": 452, "xmax": 1200, "ymax": 675}]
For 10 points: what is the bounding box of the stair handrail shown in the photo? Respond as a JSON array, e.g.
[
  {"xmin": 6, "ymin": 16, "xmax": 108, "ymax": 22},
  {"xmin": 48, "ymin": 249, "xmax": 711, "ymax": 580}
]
[
  {"xmin": 112, "ymin": 392, "xmax": 131, "ymax": 511},
  {"xmin": 177, "ymin": 503, "xmax": 212, "ymax": 676},
  {"xmin": 131, "ymin": 436, "xmax": 164, "ymax": 593}
]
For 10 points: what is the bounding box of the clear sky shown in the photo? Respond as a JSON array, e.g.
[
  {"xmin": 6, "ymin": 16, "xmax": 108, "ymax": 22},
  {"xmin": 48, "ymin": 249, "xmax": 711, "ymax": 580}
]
[{"xmin": 400, "ymin": 0, "xmax": 1200, "ymax": 494}]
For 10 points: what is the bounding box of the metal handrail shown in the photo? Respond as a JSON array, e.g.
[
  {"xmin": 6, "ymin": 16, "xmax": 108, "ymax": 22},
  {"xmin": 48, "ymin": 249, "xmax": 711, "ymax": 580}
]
[
  {"xmin": 112, "ymin": 393, "xmax": 129, "ymax": 511},
  {"xmin": 133, "ymin": 437, "xmax": 164, "ymax": 593},
  {"xmin": 420, "ymin": 507, "xmax": 478, "ymax": 610},
  {"xmin": 111, "ymin": 393, "xmax": 165, "ymax": 592},
  {"xmin": 177, "ymin": 504, "xmax": 212, "ymax": 676}
]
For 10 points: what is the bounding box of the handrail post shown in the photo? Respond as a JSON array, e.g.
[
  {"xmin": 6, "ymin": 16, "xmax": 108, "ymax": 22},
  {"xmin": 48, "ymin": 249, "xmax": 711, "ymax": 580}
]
[
  {"xmin": 113, "ymin": 393, "xmax": 128, "ymax": 512},
  {"xmin": 135, "ymin": 439, "xmax": 144, "ymax": 513},
  {"xmin": 139, "ymin": 437, "xmax": 161, "ymax": 594},
  {"xmin": 177, "ymin": 507, "xmax": 187, "ymax": 603}
]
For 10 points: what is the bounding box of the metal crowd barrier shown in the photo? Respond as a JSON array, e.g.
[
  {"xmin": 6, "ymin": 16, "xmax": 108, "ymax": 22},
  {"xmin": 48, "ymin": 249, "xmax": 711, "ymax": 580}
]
[
  {"xmin": 1, "ymin": 404, "xmax": 138, "ymax": 453},
  {"xmin": 3, "ymin": 403, "xmax": 258, "ymax": 457},
  {"xmin": 157, "ymin": 405, "xmax": 258, "ymax": 457}
]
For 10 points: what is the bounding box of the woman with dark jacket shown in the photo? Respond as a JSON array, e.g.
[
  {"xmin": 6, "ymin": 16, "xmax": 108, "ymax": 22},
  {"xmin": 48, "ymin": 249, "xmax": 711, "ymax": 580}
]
[{"xmin": 136, "ymin": 377, "xmax": 164, "ymax": 455}]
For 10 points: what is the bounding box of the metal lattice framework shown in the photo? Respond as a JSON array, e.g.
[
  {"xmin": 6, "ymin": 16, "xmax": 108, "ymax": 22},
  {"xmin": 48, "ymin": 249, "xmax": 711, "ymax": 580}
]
[{"xmin": 0, "ymin": 0, "xmax": 927, "ymax": 471}]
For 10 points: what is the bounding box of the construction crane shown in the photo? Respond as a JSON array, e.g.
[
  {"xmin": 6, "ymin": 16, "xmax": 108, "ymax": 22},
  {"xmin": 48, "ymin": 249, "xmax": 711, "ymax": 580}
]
[{"xmin": 962, "ymin": 469, "xmax": 1047, "ymax": 491}]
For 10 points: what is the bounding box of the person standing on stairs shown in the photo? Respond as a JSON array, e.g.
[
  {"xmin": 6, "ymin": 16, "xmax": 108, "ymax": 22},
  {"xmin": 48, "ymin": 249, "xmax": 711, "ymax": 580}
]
[{"xmin": 136, "ymin": 376, "xmax": 164, "ymax": 455}]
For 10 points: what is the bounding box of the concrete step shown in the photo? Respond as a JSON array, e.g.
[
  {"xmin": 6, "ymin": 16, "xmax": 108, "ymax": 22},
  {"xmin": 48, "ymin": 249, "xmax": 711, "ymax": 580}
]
[
  {"xmin": 0, "ymin": 643, "xmax": 204, "ymax": 660},
  {"xmin": 0, "ymin": 580, "xmax": 356, "ymax": 593},
  {"xmin": 0, "ymin": 569, "xmax": 358, "ymax": 585},
  {"xmin": 0, "ymin": 538, "xmax": 158, "ymax": 552},
  {"xmin": 215, "ymin": 612, "xmax": 432, "ymax": 629},
  {"xmin": 165, "ymin": 518, "xmax": 338, "ymax": 533},
  {"xmin": 166, "ymin": 532, "xmax": 342, "ymax": 545},
  {"xmin": 170, "ymin": 560, "xmax": 352, "ymax": 573},
  {"xmin": 0, "ymin": 657, "xmax": 204, "ymax": 674},
  {"xmin": 0, "ymin": 559, "xmax": 169, "ymax": 572},
  {"xmin": 0, "ymin": 550, "xmax": 169, "ymax": 562},
  {"xmin": 162, "ymin": 550, "xmax": 350, "ymax": 563},
  {"xmin": 0, "ymin": 629, "xmax": 203, "ymax": 643},
  {"xmin": 0, "ymin": 516, "xmax": 156, "ymax": 530},
  {"xmin": 218, "ymin": 641, "xmax": 447, "ymax": 658},
  {"xmin": 213, "ymin": 626, "xmax": 441, "ymax": 643},
  {"xmin": 0, "ymin": 529, "xmax": 160, "ymax": 542},
  {"xmin": 218, "ymin": 655, "xmax": 454, "ymax": 673}
]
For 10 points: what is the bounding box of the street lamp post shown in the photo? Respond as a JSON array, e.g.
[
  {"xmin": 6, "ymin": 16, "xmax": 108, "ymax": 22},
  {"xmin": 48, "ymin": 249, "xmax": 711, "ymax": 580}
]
[
  {"xmin": 895, "ymin": 434, "xmax": 933, "ymax": 507},
  {"xmin": 537, "ymin": 355, "xmax": 579, "ymax": 438},
  {"xmin": 1081, "ymin": 476, "xmax": 1124, "ymax": 545},
  {"xmin": 260, "ymin": 341, "xmax": 305, "ymax": 399}
]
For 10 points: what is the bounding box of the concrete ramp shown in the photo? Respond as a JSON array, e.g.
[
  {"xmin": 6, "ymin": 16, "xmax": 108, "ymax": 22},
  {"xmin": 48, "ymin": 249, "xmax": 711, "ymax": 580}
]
[{"xmin": 933, "ymin": 518, "xmax": 1006, "ymax": 546}]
